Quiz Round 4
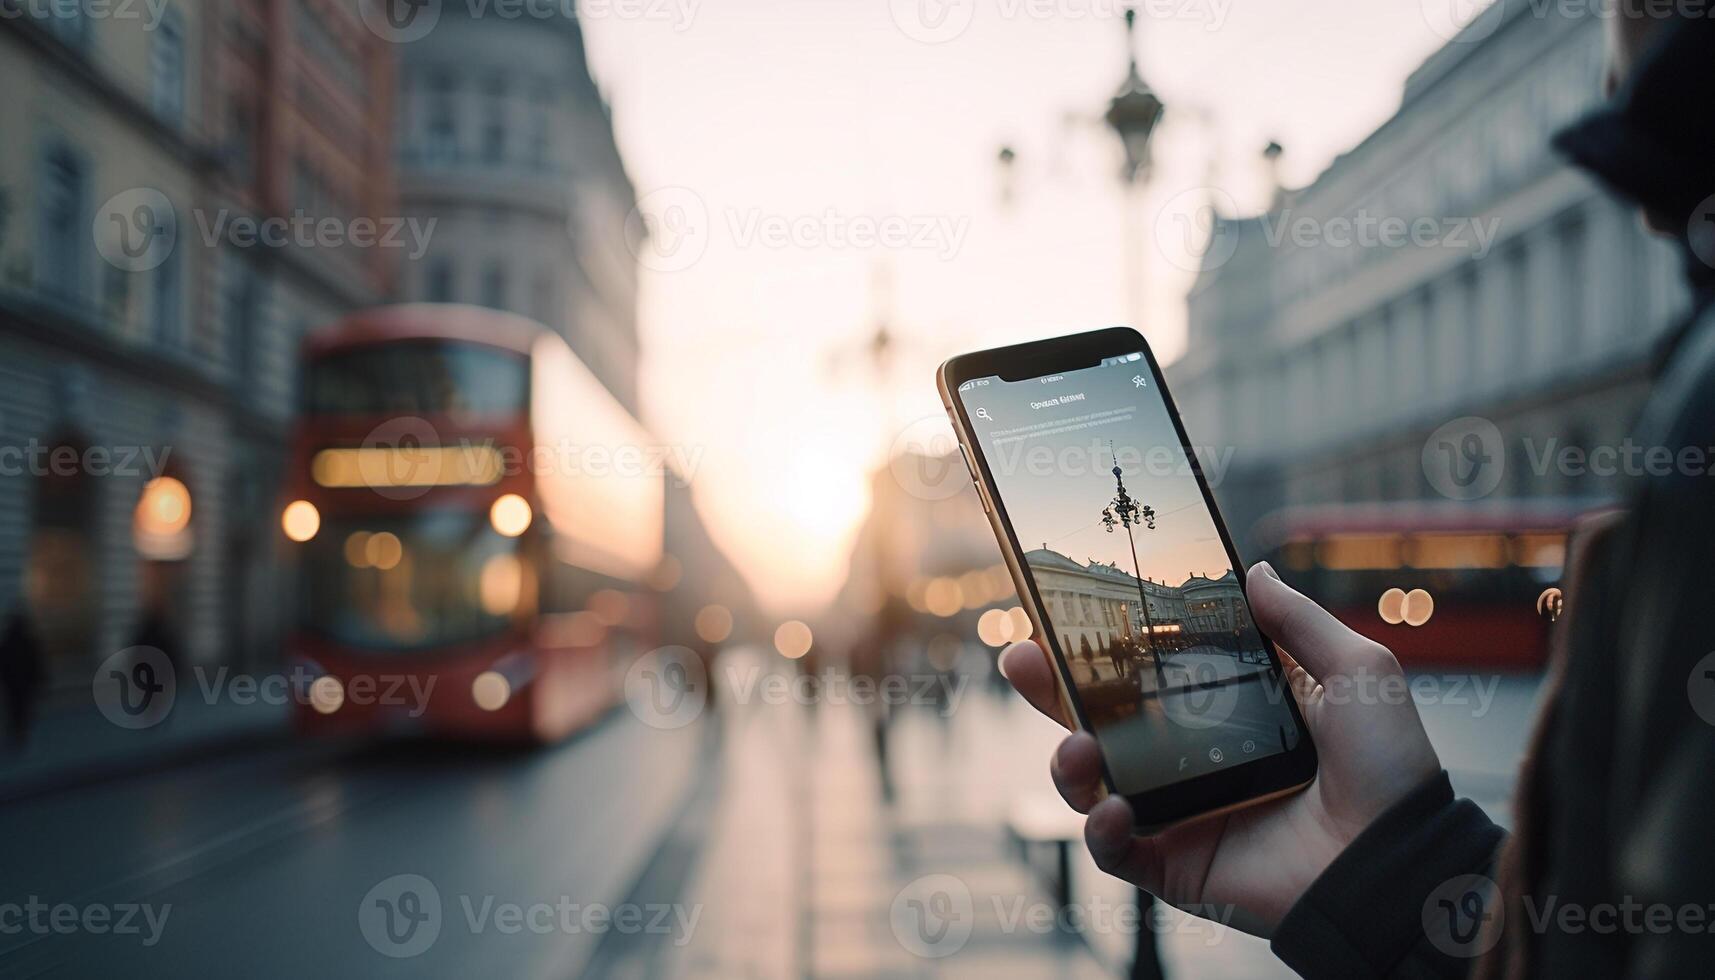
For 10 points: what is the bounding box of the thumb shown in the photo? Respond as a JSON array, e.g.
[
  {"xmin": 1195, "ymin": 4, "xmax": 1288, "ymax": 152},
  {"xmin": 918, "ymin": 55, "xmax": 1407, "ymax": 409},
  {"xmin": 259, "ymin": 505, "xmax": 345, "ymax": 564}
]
[{"xmin": 1246, "ymin": 562, "xmax": 1394, "ymax": 682}]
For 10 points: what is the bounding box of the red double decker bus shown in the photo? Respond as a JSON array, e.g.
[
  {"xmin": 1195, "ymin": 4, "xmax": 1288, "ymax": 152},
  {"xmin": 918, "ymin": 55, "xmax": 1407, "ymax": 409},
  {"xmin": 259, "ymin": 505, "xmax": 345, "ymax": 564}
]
[
  {"xmin": 1254, "ymin": 499, "xmax": 1593, "ymax": 672},
  {"xmin": 279, "ymin": 305, "xmax": 664, "ymax": 742}
]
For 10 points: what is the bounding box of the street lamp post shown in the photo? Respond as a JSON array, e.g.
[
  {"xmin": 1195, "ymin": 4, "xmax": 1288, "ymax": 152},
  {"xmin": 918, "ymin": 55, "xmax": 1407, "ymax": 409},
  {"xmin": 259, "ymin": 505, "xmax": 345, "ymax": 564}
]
[
  {"xmin": 1105, "ymin": 8, "xmax": 1166, "ymax": 335},
  {"xmin": 1101, "ymin": 447, "xmax": 1159, "ymax": 660}
]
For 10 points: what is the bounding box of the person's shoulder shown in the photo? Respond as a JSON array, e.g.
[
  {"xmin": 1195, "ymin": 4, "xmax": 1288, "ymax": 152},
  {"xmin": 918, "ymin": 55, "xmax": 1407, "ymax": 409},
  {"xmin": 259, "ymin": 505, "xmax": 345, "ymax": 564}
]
[{"xmin": 1641, "ymin": 295, "xmax": 1715, "ymax": 454}]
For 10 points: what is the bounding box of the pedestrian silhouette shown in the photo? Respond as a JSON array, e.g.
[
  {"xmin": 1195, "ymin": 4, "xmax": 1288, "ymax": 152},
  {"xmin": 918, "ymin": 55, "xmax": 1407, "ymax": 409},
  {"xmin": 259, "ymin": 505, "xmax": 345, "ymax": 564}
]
[{"xmin": 0, "ymin": 610, "xmax": 45, "ymax": 749}]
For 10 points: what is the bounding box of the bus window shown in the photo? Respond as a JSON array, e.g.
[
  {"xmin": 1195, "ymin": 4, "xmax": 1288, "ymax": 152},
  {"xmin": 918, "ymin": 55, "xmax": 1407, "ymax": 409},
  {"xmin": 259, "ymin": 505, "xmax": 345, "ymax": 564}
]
[
  {"xmin": 303, "ymin": 342, "xmax": 528, "ymax": 417},
  {"xmin": 297, "ymin": 512, "xmax": 534, "ymax": 652}
]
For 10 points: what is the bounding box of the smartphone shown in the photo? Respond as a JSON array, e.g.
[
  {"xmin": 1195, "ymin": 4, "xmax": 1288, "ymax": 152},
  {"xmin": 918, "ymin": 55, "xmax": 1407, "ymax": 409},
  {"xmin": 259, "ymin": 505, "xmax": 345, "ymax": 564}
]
[{"xmin": 938, "ymin": 327, "xmax": 1316, "ymax": 831}]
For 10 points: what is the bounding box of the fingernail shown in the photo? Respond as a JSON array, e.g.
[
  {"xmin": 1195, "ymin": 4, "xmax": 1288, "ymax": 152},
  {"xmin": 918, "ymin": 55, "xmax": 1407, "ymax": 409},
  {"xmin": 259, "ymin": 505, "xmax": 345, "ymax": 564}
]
[
  {"xmin": 1254, "ymin": 561, "xmax": 1280, "ymax": 582},
  {"xmin": 1086, "ymin": 797, "xmax": 1133, "ymax": 855},
  {"xmin": 996, "ymin": 648, "xmax": 1012, "ymax": 680}
]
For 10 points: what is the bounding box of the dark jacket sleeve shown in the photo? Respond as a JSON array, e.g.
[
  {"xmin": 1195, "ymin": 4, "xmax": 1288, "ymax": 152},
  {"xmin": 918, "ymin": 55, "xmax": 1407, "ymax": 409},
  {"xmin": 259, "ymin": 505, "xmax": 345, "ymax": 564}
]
[{"xmin": 1270, "ymin": 771, "xmax": 1504, "ymax": 979}]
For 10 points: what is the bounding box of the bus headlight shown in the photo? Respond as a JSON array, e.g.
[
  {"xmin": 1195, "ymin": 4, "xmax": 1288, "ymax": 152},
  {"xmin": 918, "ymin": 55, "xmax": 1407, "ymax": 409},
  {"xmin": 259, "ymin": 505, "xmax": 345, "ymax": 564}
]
[
  {"xmin": 282, "ymin": 500, "xmax": 321, "ymax": 542},
  {"xmin": 490, "ymin": 494, "xmax": 532, "ymax": 537},
  {"xmin": 472, "ymin": 671, "xmax": 511, "ymax": 711},
  {"xmin": 309, "ymin": 675, "xmax": 345, "ymax": 714}
]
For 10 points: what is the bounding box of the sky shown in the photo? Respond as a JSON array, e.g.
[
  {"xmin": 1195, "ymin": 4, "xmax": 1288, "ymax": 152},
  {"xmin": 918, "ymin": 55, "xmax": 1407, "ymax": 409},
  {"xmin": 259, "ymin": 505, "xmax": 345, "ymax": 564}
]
[
  {"xmin": 579, "ymin": 0, "xmax": 1481, "ymax": 614},
  {"xmin": 960, "ymin": 354, "xmax": 1236, "ymax": 585}
]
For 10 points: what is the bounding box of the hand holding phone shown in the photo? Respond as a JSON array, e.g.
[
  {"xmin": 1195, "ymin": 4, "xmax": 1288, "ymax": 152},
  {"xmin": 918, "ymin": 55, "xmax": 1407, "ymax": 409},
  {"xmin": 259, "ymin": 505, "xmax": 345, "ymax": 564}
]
[
  {"xmin": 940, "ymin": 328, "xmax": 1320, "ymax": 826},
  {"xmin": 938, "ymin": 327, "xmax": 1441, "ymax": 935},
  {"xmin": 1001, "ymin": 563, "xmax": 1441, "ymax": 936}
]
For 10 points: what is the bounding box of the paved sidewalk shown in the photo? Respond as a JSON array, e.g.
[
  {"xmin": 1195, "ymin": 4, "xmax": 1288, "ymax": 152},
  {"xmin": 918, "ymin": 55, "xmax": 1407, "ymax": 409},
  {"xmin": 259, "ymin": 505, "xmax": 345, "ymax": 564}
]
[
  {"xmin": 647, "ymin": 647, "xmax": 1111, "ymax": 979},
  {"xmin": 609, "ymin": 661, "xmax": 1538, "ymax": 979},
  {"xmin": 887, "ymin": 687, "xmax": 1291, "ymax": 980},
  {"xmin": 0, "ymin": 689, "xmax": 290, "ymax": 801}
]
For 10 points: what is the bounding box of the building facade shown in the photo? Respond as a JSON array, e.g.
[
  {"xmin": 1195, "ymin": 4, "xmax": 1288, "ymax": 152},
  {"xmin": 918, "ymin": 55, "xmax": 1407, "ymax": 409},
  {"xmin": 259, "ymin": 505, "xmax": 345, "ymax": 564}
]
[
  {"xmin": 1170, "ymin": 5, "xmax": 1694, "ymax": 556},
  {"xmin": 1181, "ymin": 571, "xmax": 1248, "ymax": 635},
  {"xmin": 1026, "ymin": 549, "xmax": 1188, "ymax": 658},
  {"xmin": 391, "ymin": 5, "xmax": 642, "ymax": 412},
  {"xmin": 0, "ymin": 1, "xmax": 395, "ymax": 687}
]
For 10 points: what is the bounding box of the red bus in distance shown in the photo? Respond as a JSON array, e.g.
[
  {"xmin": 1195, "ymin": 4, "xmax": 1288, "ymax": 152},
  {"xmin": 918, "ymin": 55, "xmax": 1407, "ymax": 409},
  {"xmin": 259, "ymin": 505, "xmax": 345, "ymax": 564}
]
[
  {"xmin": 279, "ymin": 305, "xmax": 665, "ymax": 742},
  {"xmin": 1253, "ymin": 499, "xmax": 1595, "ymax": 672}
]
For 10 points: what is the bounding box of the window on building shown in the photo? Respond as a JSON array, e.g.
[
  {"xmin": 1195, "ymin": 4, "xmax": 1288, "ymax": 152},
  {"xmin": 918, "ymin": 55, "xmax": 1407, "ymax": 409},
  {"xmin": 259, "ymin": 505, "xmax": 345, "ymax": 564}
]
[
  {"xmin": 102, "ymin": 263, "xmax": 130, "ymax": 323},
  {"xmin": 528, "ymin": 86, "xmax": 553, "ymax": 170},
  {"xmin": 226, "ymin": 257, "xmax": 264, "ymax": 381},
  {"xmin": 1559, "ymin": 218, "xmax": 1587, "ymax": 352},
  {"xmin": 482, "ymin": 77, "xmax": 509, "ymax": 165},
  {"xmin": 150, "ymin": 8, "xmax": 186, "ymax": 126},
  {"xmin": 481, "ymin": 264, "xmax": 508, "ymax": 311},
  {"xmin": 1502, "ymin": 242, "xmax": 1530, "ymax": 369},
  {"xmin": 228, "ymin": 99, "xmax": 257, "ymax": 189},
  {"xmin": 425, "ymin": 258, "xmax": 454, "ymax": 303},
  {"xmin": 425, "ymin": 74, "xmax": 459, "ymax": 166},
  {"xmin": 37, "ymin": 142, "xmax": 88, "ymax": 302},
  {"xmin": 153, "ymin": 247, "xmax": 183, "ymax": 346},
  {"xmin": 1509, "ymin": 437, "xmax": 1536, "ymax": 498}
]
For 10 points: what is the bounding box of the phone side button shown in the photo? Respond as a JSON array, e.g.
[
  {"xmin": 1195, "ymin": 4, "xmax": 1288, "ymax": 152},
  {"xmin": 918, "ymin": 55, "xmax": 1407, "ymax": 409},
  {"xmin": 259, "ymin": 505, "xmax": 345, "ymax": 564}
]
[
  {"xmin": 959, "ymin": 443, "xmax": 980, "ymax": 483},
  {"xmin": 973, "ymin": 478, "xmax": 993, "ymax": 514}
]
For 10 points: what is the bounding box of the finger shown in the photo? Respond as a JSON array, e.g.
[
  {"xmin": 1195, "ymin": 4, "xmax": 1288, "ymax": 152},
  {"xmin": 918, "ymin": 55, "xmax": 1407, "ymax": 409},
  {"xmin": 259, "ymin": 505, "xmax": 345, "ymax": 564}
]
[
  {"xmin": 1288, "ymin": 666, "xmax": 1320, "ymax": 711},
  {"xmin": 1084, "ymin": 797, "xmax": 1163, "ymax": 894},
  {"xmin": 1000, "ymin": 639, "xmax": 1072, "ymax": 729},
  {"xmin": 1050, "ymin": 732, "xmax": 1104, "ymax": 813},
  {"xmin": 1247, "ymin": 562, "xmax": 1393, "ymax": 680}
]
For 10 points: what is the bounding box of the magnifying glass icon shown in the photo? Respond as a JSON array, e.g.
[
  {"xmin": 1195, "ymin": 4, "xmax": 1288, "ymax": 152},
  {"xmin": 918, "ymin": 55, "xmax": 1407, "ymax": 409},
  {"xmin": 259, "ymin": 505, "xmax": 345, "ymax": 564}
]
[{"xmin": 975, "ymin": 409, "xmax": 993, "ymax": 422}]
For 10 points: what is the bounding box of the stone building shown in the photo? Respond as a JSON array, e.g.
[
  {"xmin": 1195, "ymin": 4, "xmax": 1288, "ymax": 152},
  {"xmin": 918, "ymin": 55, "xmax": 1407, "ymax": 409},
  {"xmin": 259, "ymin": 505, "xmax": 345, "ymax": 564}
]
[
  {"xmin": 390, "ymin": 4, "xmax": 642, "ymax": 412},
  {"xmin": 1169, "ymin": 4, "xmax": 1694, "ymax": 556},
  {"xmin": 0, "ymin": 2, "xmax": 395, "ymax": 686},
  {"xmin": 1024, "ymin": 548, "xmax": 1189, "ymax": 659}
]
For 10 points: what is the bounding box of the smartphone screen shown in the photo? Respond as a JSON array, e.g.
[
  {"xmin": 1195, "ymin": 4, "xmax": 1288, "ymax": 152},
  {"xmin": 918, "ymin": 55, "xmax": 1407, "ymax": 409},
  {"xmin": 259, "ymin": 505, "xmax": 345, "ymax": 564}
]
[{"xmin": 956, "ymin": 350, "xmax": 1302, "ymax": 797}]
